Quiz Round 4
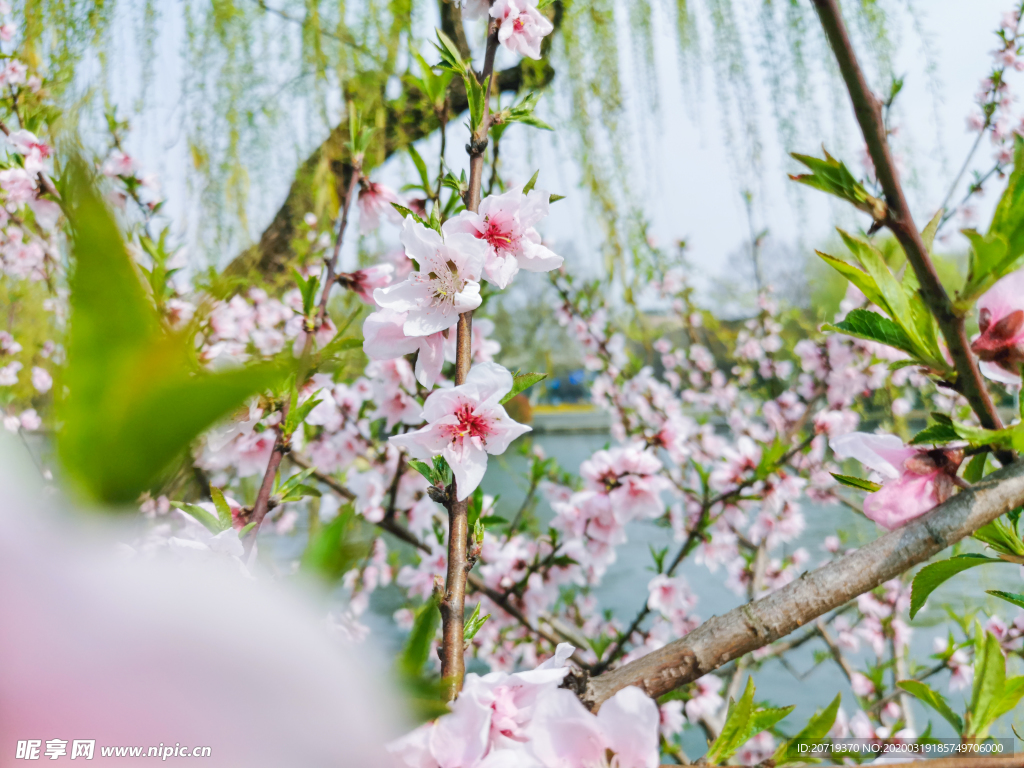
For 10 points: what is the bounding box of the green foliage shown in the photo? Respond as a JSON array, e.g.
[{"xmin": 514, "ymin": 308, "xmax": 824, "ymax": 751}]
[
  {"xmin": 500, "ymin": 372, "xmax": 548, "ymax": 404},
  {"xmin": 407, "ymin": 455, "xmax": 453, "ymax": 488},
  {"xmin": 818, "ymin": 234, "xmax": 947, "ymax": 372},
  {"xmin": 897, "ymin": 680, "xmax": 963, "ymax": 734},
  {"xmin": 909, "ymin": 555, "xmax": 1005, "ymax": 619},
  {"xmin": 964, "ymin": 628, "xmax": 1023, "ymax": 739},
  {"xmin": 823, "ymin": 309, "xmax": 916, "ymax": 357},
  {"xmin": 397, "ymin": 597, "xmax": 448, "ymax": 722},
  {"xmin": 705, "ymin": 678, "xmax": 793, "ymax": 765},
  {"xmin": 57, "ymin": 161, "xmax": 282, "ymax": 504},
  {"xmin": 958, "ymin": 136, "xmax": 1024, "ymax": 310},
  {"xmin": 463, "ymin": 602, "xmax": 490, "ymax": 642},
  {"xmin": 908, "ymin": 422, "xmax": 960, "ymax": 446},
  {"xmin": 830, "ymin": 473, "xmax": 882, "ymax": 493},
  {"xmin": 987, "ymin": 590, "xmax": 1024, "ymax": 610},
  {"xmin": 300, "ymin": 504, "xmax": 364, "ymax": 583},
  {"xmin": 773, "ymin": 693, "xmax": 840, "ymax": 766},
  {"xmin": 790, "ymin": 150, "xmax": 887, "ymax": 220}
]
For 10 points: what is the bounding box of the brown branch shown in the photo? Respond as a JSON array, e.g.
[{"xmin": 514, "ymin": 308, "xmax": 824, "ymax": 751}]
[
  {"xmin": 244, "ymin": 169, "xmax": 360, "ymax": 550},
  {"xmin": 581, "ymin": 457, "xmax": 1024, "ymax": 710},
  {"xmin": 810, "ymin": 0, "xmax": 1009, "ymax": 457},
  {"xmin": 287, "ymin": 452, "xmax": 575, "ymax": 652},
  {"xmin": 225, "ymin": 54, "xmax": 555, "ymax": 283},
  {"xmin": 438, "ymin": 22, "xmax": 504, "ymax": 703}
]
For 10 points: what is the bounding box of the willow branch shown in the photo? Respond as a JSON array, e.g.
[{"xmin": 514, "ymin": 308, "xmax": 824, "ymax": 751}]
[
  {"xmin": 581, "ymin": 458, "xmax": 1024, "ymax": 710},
  {"xmin": 811, "ymin": 0, "xmax": 1008, "ymax": 451}
]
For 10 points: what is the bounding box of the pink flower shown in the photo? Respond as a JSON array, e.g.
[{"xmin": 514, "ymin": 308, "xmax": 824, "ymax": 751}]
[
  {"xmin": 0, "ymin": 167, "xmax": 35, "ymax": 204},
  {"xmin": 579, "ymin": 443, "xmax": 670, "ymax": 520},
  {"xmin": 490, "ymin": 0, "xmax": 554, "ymax": 60},
  {"xmin": 830, "ymin": 432, "xmax": 962, "ymax": 530},
  {"xmin": 338, "ymin": 263, "xmax": 394, "ymax": 304},
  {"xmin": 362, "ymin": 308, "xmax": 447, "ymax": 388},
  {"xmin": 684, "ymin": 675, "xmax": 724, "ymax": 723},
  {"xmin": 390, "ymin": 362, "xmax": 531, "ymax": 500},
  {"xmin": 101, "ymin": 150, "xmax": 134, "ymax": 178},
  {"xmin": 971, "ymin": 269, "xmax": 1024, "ymax": 382},
  {"xmin": 0, "ymin": 58, "xmax": 25, "ymax": 86},
  {"xmin": 387, "ymin": 643, "xmax": 576, "ymax": 767},
  {"xmin": 373, "ymin": 218, "xmax": 489, "ymax": 337},
  {"xmin": 358, "ymin": 181, "xmax": 402, "ymax": 233},
  {"xmin": 851, "ymin": 672, "xmax": 875, "ymax": 698},
  {"xmin": 6, "ymin": 129, "xmax": 49, "ymax": 173},
  {"xmin": 0, "ymin": 22, "xmax": 14, "ymax": 41},
  {"xmin": 30, "ymin": 366, "xmax": 51, "ymax": 393},
  {"xmin": 526, "ymin": 686, "xmax": 660, "ymax": 768},
  {"xmin": 446, "ymin": 187, "xmax": 562, "ymax": 289}
]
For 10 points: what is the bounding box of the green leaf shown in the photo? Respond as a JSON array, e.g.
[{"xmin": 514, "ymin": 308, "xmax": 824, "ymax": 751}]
[
  {"xmin": 823, "ymin": 309, "xmax": 917, "ymax": 356},
  {"xmin": 991, "ymin": 676, "xmax": 1024, "ymax": 721},
  {"xmin": 300, "ymin": 504, "xmax": 365, "ymax": 583},
  {"xmin": 969, "ymin": 630, "xmax": 1006, "ymax": 738},
  {"xmin": 963, "ymin": 453, "xmax": 988, "ymax": 483},
  {"xmin": 400, "ymin": 597, "xmax": 441, "ymax": 677},
  {"xmin": 740, "ymin": 705, "xmax": 795, "ymax": 747},
  {"xmin": 973, "ymin": 517, "xmax": 1024, "ymax": 557},
  {"xmin": 898, "ymin": 680, "xmax": 963, "ymax": 734},
  {"xmin": 790, "ymin": 151, "xmax": 887, "ymax": 220},
  {"xmin": 433, "ymin": 29, "xmax": 466, "ymax": 74},
  {"xmin": 407, "ymin": 459, "xmax": 437, "ymax": 486},
  {"xmin": 830, "ymin": 473, "xmax": 882, "ymax": 493},
  {"xmin": 706, "ymin": 677, "xmax": 755, "ymax": 765},
  {"xmin": 237, "ymin": 521, "xmax": 256, "ymax": 538},
  {"xmin": 774, "ymin": 693, "xmax": 841, "ymax": 766},
  {"xmin": 987, "ymin": 590, "xmax": 1024, "ymax": 610},
  {"xmin": 987, "ymin": 135, "xmax": 1024, "ymax": 273},
  {"xmin": 522, "ymin": 169, "xmax": 540, "ymax": 195},
  {"xmin": 58, "ymin": 160, "xmax": 282, "ymax": 504},
  {"xmin": 171, "ymin": 501, "xmax": 223, "ymax": 534},
  {"xmin": 838, "ymin": 231, "xmax": 922, "ymax": 349},
  {"xmin": 548, "ymin": 193, "xmax": 565, "ymax": 203},
  {"xmin": 816, "ymin": 251, "xmax": 889, "ymax": 313},
  {"xmin": 921, "ymin": 209, "xmax": 943, "ymax": 253},
  {"xmin": 407, "ymin": 144, "xmax": 431, "ymax": 191},
  {"xmin": 500, "ymin": 372, "xmax": 547, "ymax": 404},
  {"xmin": 390, "ymin": 202, "xmax": 430, "ymax": 228},
  {"xmin": 910, "ymin": 554, "xmax": 1004, "ymax": 618},
  {"xmin": 210, "ymin": 487, "xmax": 233, "ymax": 529},
  {"xmin": 909, "ymin": 423, "xmax": 960, "ymax": 446},
  {"xmin": 463, "ymin": 601, "xmax": 490, "ymax": 642}
]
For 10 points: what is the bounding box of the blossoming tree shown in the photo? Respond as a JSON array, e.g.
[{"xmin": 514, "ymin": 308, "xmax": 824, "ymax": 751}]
[{"xmin": 4, "ymin": 0, "xmax": 1024, "ymax": 765}]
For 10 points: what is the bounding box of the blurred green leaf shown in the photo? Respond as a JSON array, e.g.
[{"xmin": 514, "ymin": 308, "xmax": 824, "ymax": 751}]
[
  {"xmin": 909, "ymin": 423, "xmax": 960, "ymax": 446},
  {"xmin": 170, "ymin": 501, "xmax": 224, "ymax": 534},
  {"xmin": 58, "ymin": 160, "xmax": 282, "ymax": 504},
  {"xmin": 830, "ymin": 473, "xmax": 882, "ymax": 493},
  {"xmin": 790, "ymin": 150, "xmax": 887, "ymax": 220},
  {"xmin": 898, "ymin": 680, "xmax": 962, "ymax": 734},
  {"xmin": 300, "ymin": 503, "xmax": 364, "ymax": 582},
  {"xmin": 987, "ymin": 590, "xmax": 1024, "ymax": 610}
]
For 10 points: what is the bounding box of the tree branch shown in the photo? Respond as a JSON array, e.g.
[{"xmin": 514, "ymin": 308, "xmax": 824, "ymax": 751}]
[
  {"xmin": 810, "ymin": 0, "xmax": 1008, "ymax": 451},
  {"xmin": 581, "ymin": 457, "xmax": 1024, "ymax": 710}
]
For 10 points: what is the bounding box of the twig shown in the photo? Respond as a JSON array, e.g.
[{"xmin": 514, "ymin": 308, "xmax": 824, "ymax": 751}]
[
  {"xmin": 811, "ymin": 0, "xmax": 1011, "ymax": 462},
  {"xmin": 244, "ymin": 161, "xmax": 360, "ymax": 551},
  {"xmin": 581, "ymin": 456, "xmax": 1024, "ymax": 710}
]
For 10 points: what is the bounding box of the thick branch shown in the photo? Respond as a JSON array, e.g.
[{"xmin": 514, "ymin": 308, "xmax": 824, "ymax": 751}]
[
  {"xmin": 582, "ymin": 458, "xmax": 1024, "ymax": 710},
  {"xmin": 811, "ymin": 0, "xmax": 1007, "ymax": 443},
  {"xmin": 225, "ymin": 62, "xmax": 553, "ymax": 284}
]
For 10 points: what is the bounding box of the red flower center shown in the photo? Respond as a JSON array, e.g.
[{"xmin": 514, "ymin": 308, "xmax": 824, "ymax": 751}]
[
  {"xmin": 452, "ymin": 403, "xmax": 491, "ymax": 441},
  {"xmin": 479, "ymin": 217, "xmax": 515, "ymax": 253}
]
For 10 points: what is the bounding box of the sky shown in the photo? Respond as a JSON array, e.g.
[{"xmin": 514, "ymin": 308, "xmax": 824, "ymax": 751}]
[{"xmin": 108, "ymin": 0, "xmax": 1022, "ymax": 306}]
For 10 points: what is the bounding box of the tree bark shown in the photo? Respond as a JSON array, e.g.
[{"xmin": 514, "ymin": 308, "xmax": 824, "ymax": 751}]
[{"xmin": 582, "ymin": 458, "xmax": 1024, "ymax": 710}]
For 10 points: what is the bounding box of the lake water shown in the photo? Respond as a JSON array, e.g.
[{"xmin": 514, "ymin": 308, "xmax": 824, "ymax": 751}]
[{"xmin": 344, "ymin": 430, "xmax": 1024, "ymax": 751}]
